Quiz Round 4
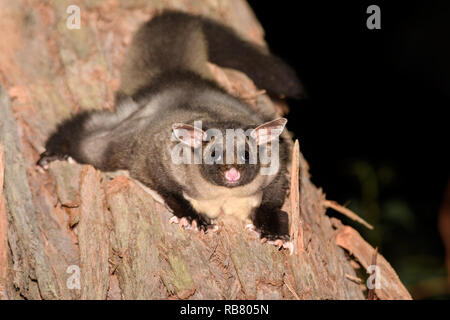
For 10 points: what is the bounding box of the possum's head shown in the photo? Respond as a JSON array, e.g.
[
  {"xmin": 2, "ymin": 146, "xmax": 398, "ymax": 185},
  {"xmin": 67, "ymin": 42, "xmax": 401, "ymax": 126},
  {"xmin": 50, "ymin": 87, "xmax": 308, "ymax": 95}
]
[{"xmin": 172, "ymin": 118, "xmax": 287, "ymax": 187}]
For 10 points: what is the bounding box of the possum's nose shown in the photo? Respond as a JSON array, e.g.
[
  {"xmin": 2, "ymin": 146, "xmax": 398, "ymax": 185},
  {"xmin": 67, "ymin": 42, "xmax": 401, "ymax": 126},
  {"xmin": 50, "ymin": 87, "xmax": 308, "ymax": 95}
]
[{"xmin": 224, "ymin": 167, "xmax": 240, "ymax": 182}]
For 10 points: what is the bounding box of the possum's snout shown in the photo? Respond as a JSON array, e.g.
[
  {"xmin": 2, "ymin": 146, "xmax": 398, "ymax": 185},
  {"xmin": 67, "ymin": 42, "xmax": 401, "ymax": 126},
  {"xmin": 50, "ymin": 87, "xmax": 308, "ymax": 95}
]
[{"xmin": 224, "ymin": 167, "xmax": 240, "ymax": 183}]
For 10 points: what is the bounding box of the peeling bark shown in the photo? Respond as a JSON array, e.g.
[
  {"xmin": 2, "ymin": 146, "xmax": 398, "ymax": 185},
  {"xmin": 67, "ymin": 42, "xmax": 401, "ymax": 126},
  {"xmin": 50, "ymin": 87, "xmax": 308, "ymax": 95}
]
[
  {"xmin": 334, "ymin": 224, "xmax": 412, "ymax": 300},
  {"xmin": 0, "ymin": 0, "xmax": 410, "ymax": 300}
]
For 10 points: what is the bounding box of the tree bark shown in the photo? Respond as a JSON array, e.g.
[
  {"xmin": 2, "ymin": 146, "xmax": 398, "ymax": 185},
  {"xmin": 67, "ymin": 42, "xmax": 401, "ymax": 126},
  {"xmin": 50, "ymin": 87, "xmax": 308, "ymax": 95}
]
[{"xmin": 0, "ymin": 0, "xmax": 411, "ymax": 300}]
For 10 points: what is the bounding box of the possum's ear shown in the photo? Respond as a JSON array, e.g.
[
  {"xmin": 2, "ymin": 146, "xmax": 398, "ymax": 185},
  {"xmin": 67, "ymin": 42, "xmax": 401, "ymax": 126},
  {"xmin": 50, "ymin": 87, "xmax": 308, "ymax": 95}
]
[
  {"xmin": 172, "ymin": 123, "xmax": 206, "ymax": 148},
  {"xmin": 250, "ymin": 118, "xmax": 287, "ymax": 145}
]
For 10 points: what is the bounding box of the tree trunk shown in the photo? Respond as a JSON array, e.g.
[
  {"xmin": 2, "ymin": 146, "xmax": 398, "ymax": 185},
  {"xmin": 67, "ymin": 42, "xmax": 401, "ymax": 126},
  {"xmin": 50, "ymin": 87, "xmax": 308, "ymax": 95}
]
[{"xmin": 0, "ymin": 0, "xmax": 411, "ymax": 300}]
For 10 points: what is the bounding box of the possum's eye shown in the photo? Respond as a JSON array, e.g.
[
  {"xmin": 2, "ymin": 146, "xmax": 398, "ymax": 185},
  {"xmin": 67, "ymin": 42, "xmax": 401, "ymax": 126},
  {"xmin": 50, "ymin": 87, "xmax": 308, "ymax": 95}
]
[
  {"xmin": 240, "ymin": 151, "xmax": 250, "ymax": 163},
  {"xmin": 210, "ymin": 150, "xmax": 222, "ymax": 162}
]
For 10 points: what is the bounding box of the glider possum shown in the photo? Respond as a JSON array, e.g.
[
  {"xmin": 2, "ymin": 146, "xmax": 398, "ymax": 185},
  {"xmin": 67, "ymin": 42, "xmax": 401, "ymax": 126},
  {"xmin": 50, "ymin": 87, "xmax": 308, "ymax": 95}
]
[{"xmin": 38, "ymin": 11, "xmax": 303, "ymax": 245}]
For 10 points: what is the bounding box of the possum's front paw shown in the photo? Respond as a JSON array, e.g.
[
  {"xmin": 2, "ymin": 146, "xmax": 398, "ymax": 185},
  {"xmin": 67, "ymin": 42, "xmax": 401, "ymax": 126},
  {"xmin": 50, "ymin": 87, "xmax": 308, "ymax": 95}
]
[
  {"xmin": 265, "ymin": 238, "xmax": 294, "ymax": 255},
  {"xmin": 261, "ymin": 233, "xmax": 293, "ymax": 255},
  {"xmin": 245, "ymin": 223, "xmax": 294, "ymax": 255},
  {"xmin": 250, "ymin": 207, "xmax": 293, "ymax": 253},
  {"xmin": 37, "ymin": 151, "xmax": 70, "ymax": 169},
  {"xmin": 169, "ymin": 216, "xmax": 218, "ymax": 233},
  {"xmin": 261, "ymin": 233, "xmax": 293, "ymax": 254},
  {"xmin": 245, "ymin": 223, "xmax": 293, "ymax": 254}
]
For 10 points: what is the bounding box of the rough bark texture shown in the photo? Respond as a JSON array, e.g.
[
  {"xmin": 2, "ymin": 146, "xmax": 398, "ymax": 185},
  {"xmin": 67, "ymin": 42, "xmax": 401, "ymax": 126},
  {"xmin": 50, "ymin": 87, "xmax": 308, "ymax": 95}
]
[{"xmin": 0, "ymin": 0, "xmax": 411, "ymax": 300}]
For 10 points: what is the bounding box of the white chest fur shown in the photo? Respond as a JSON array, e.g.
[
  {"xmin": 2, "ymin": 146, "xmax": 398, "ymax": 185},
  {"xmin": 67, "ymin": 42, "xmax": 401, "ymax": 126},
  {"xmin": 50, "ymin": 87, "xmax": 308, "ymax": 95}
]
[{"xmin": 183, "ymin": 191, "xmax": 263, "ymax": 221}]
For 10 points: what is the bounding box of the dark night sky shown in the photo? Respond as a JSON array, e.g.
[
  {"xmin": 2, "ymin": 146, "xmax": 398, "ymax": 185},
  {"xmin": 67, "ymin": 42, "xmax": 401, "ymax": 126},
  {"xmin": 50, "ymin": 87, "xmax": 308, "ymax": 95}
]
[{"xmin": 249, "ymin": 0, "xmax": 450, "ymax": 297}]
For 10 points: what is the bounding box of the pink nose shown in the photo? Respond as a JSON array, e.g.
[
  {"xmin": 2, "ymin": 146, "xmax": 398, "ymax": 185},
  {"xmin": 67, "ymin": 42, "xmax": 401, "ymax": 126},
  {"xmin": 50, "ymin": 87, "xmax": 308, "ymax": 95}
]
[{"xmin": 225, "ymin": 168, "xmax": 240, "ymax": 182}]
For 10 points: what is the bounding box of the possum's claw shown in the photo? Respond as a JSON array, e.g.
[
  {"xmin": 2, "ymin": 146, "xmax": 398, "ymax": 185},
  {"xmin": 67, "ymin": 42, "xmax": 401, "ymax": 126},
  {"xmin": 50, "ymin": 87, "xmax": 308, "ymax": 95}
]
[
  {"xmin": 37, "ymin": 165, "xmax": 47, "ymax": 173},
  {"xmin": 261, "ymin": 236, "xmax": 294, "ymax": 255},
  {"xmin": 37, "ymin": 151, "xmax": 70, "ymax": 169},
  {"xmin": 284, "ymin": 241, "xmax": 295, "ymax": 255},
  {"xmin": 245, "ymin": 223, "xmax": 260, "ymax": 238},
  {"xmin": 172, "ymin": 216, "xmax": 218, "ymax": 233},
  {"xmin": 249, "ymin": 224, "xmax": 293, "ymax": 254},
  {"xmin": 169, "ymin": 216, "xmax": 180, "ymax": 224},
  {"xmin": 178, "ymin": 217, "xmax": 198, "ymax": 231},
  {"xmin": 191, "ymin": 219, "xmax": 199, "ymax": 231},
  {"xmin": 267, "ymin": 239, "xmax": 294, "ymax": 255},
  {"xmin": 208, "ymin": 224, "xmax": 219, "ymax": 233},
  {"xmin": 268, "ymin": 239, "xmax": 284, "ymax": 247}
]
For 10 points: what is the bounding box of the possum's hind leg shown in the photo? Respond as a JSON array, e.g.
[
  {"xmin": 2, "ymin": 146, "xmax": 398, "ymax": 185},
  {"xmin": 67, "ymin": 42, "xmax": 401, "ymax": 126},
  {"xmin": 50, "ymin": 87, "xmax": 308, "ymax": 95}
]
[{"xmin": 38, "ymin": 97, "xmax": 140, "ymax": 169}]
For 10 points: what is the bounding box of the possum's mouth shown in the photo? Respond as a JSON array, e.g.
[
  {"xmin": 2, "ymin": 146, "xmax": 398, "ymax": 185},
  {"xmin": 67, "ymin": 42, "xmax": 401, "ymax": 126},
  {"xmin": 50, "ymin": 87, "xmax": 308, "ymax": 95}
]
[{"xmin": 224, "ymin": 167, "xmax": 241, "ymax": 184}]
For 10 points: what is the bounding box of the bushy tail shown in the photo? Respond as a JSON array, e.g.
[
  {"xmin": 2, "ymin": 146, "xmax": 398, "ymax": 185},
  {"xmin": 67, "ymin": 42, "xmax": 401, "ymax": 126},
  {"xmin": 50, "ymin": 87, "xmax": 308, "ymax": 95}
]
[
  {"xmin": 119, "ymin": 11, "xmax": 304, "ymax": 99},
  {"xmin": 37, "ymin": 112, "xmax": 91, "ymax": 167},
  {"xmin": 200, "ymin": 15, "xmax": 305, "ymax": 99}
]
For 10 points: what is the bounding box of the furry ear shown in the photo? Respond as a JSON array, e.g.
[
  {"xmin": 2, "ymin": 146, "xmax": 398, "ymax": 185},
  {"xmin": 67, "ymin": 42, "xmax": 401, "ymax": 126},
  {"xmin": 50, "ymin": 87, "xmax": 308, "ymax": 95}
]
[
  {"xmin": 250, "ymin": 118, "xmax": 287, "ymax": 145},
  {"xmin": 172, "ymin": 123, "xmax": 206, "ymax": 148}
]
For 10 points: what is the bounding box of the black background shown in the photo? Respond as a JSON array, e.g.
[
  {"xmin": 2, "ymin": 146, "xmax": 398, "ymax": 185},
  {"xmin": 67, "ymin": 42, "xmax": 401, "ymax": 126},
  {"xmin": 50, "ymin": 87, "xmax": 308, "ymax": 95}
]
[{"xmin": 249, "ymin": 0, "xmax": 450, "ymax": 299}]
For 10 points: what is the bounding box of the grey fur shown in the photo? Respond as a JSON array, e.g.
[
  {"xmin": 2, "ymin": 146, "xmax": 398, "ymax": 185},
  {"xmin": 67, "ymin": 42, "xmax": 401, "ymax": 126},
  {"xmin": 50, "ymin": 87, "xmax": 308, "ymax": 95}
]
[{"xmin": 39, "ymin": 11, "xmax": 300, "ymax": 239}]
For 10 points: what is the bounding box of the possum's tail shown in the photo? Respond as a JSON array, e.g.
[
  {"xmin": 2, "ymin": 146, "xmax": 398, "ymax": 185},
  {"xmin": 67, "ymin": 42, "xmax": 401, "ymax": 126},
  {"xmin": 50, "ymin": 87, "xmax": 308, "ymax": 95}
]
[
  {"xmin": 201, "ymin": 14, "xmax": 304, "ymax": 99},
  {"xmin": 37, "ymin": 111, "xmax": 92, "ymax": 168},
  {"xmin": 119, "ymin": 11, "xmax": 304, "ymax": 99}
]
